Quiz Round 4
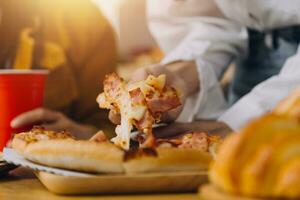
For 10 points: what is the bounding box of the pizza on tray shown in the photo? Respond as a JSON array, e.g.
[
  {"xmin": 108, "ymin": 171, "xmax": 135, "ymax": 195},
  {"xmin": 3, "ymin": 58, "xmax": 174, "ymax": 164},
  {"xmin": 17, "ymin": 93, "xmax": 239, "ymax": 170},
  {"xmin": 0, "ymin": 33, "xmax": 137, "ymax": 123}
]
[
  {"xmin": 10, "ymin": 73, "xmax": 221, "ymax": 174},
  {"xmin": 21, "ymin": 131, "xmax": 218, "ymax": 174}
]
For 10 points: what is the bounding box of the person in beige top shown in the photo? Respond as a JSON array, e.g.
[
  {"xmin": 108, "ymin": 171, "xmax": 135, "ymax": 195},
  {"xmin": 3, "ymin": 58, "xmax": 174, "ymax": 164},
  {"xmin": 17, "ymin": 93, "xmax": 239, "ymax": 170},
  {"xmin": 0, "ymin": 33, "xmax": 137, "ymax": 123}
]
[{"xmin": 0, "ymin": 0, "xmax": 117, "ymax": 139}]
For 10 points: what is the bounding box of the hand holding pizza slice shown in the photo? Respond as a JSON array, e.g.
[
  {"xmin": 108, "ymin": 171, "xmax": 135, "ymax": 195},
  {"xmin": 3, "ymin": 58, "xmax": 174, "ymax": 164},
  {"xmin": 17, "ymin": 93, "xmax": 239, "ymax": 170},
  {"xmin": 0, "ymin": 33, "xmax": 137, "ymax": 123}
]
[{"xmin": 97, "ymin": 73, "xmax": 181, "ymax": 150}]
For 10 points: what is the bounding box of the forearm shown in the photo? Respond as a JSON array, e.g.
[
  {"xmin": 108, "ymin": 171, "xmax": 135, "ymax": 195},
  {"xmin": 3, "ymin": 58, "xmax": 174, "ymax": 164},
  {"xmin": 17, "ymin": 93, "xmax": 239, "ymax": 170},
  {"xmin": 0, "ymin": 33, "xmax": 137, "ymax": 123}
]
[
  {"xmin": 147, "ymin": 0, "xmax": 248, "ymax": 122},
  {"xmin": 219, "ymin": 52, "xmax": 300, "ymax": 130}
]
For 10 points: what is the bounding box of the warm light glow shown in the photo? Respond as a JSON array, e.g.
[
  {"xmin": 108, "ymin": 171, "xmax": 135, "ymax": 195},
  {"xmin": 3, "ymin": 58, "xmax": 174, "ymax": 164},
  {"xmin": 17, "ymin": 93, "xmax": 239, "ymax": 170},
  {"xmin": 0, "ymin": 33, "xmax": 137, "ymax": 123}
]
[
  {"xmin": 93, "ymin": 0, "xmax": 125, "ymax": 7},
  {"xmin": 92, "ymin": 0, "xmax": 125, "ymax": 36}
]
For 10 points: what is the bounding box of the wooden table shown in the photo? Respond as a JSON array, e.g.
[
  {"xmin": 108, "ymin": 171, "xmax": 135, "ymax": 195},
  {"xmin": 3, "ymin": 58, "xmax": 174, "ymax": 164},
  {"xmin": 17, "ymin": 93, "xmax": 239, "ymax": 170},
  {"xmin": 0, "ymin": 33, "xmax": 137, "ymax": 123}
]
[{"xmin": 0, "ymin": 176, "xmax": 201, "ymax": 200}]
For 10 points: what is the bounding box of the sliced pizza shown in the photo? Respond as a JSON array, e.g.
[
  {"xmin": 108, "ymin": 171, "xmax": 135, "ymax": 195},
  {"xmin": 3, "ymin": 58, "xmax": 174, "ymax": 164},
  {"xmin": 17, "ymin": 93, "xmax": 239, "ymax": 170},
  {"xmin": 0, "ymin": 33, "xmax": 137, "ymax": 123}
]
[
  {"xmin": 23, "ymin": 139, "xmax": 124, "ymax": 173},
  {"xmin": 20, "ymin": 131, "xmax": 219, "ymax": 174},
  {"xmin": 11, "ymin": 126, "xmax": 74, "ymax": 153},
  {"xmin": 156, "ymin": 132, "xmax": 220, "ymax": 156},
  {"xmin": 97, "ymin": 73, "xmax": 181, "ymax": 150},
  {"xmin": 123, "ymin": 132, "xmax": 220, "ymax": 174}
]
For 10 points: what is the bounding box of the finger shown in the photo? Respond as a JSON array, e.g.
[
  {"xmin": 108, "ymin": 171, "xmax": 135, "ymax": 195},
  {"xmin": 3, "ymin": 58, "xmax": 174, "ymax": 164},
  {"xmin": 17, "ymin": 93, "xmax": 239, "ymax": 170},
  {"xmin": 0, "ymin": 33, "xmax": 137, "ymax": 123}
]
[
  {"xmin": 129, "ymin": 64, "xmax": 167, "ymax": 84},
  {"xmin": 42, "ymin": 121, "xmax": 65, "ymax": 132},
  {"xmin": 151, "ymin": 64, "xmax": 187, "ymax": 94},
  {"xmin": 160, "ymin": 105, "xmax": 183, "ymax": 123},
  {"xmin": 108, "ymin": 110, "xmax": 121, "ymax": 125},
  {"xmin": 11, "ymin": 108, "xmax": 59, "ymax": 128},
  {"xmin": 129, "ymin": 68, "xmax": 150, "ymax": 83},
  {"xmin": 90, "ymin": 131, "xmax": 108, "ymax": 142}
]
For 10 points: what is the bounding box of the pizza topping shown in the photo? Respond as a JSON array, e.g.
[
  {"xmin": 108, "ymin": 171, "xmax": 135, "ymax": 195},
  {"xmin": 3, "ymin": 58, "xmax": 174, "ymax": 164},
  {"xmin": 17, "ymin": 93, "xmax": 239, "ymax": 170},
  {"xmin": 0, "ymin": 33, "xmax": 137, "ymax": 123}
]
[
  {"xmin": 178, "ymin": 132, "xmax": 209, "ymax": 152},
  {"xmin": 146, "ymin": 88, "xmax": 181, "ymax": 114},
  {"xmin": 156, "ymin": 138, "xmax": 182, "ymax": 148},
  {"xmin": 98, "ymin": 73, "xmax": 181, "ymax": 150},
  {"xmin": 14, "ymin": 126, "xmax": 74, "ymax": 143},
  {"xmin": 156, "ymin": 132, "xmax": 219, "ymax": 152},
  {"xmin": 99, "ymin": 73, "xmax": 136, "ymax": 150},
  {"xmin": 129, "ymin": 88, "xmax": 151, "ymax": 123}
]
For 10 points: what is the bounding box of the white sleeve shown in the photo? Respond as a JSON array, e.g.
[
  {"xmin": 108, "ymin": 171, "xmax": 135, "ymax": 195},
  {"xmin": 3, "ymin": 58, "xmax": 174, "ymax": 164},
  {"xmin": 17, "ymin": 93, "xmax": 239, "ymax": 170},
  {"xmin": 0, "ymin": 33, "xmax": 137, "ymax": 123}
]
[
  {"xmin": 147, "ymin": 0, "xmax": 248, "ymax": 122},
  {"xmin": 215, "ymin": 0, "xmax": 300, "ymax": 31},
  {"xmin": 219, "ymin": 47, "xmax": 300, "ymax": 130}
]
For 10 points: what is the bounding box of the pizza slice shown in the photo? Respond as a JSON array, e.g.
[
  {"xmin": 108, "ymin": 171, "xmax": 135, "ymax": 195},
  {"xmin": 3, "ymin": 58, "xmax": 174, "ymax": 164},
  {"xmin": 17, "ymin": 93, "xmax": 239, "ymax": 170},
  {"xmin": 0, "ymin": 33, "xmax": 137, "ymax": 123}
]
[
  {"xmin": 97, "ymin": 73, "xmax": 181, "ymax": 150},
  {"xmin": 123, "ymin": 132, "xmax": 221, "ymax": 173},
  {"xmin": 21, "ymin": 131, "xmax": 219, "ymax": 174},
  {"xmin": 23, "ymin": 139, "xmax": 125, "ymax": 173},
  {"xmin": 11, "ymin": 126, "xmax": 74, "ymax": 153}
]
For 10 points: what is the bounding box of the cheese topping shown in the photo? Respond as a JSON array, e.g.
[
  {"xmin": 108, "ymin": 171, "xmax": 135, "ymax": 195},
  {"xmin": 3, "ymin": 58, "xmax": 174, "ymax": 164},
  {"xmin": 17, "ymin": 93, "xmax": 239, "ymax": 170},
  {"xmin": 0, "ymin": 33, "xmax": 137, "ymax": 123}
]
[
  {"xmin": 15, "ymin": 126, "xmax": 74, "ymax": 143},
  {"xmin": 111, "ymin": 83, "xmax": 146, "ymax": 149},
  {"xmin": 98, "ymin": 73, "xmax": 181, "ymax": 150}
]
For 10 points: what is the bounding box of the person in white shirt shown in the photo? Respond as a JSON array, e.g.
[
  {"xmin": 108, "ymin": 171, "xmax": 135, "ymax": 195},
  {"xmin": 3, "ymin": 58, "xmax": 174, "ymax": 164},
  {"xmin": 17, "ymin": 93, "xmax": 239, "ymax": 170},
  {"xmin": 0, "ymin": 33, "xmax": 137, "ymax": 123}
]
[{"xmin": 110, "ymin": 0, "xmax": 300, "ymax": 136}]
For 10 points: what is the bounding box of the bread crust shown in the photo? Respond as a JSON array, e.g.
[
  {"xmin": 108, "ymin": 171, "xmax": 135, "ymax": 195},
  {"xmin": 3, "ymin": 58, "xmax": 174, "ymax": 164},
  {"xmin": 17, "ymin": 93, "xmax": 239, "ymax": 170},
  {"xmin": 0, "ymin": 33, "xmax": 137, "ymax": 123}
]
[
  {"xmin": 274, "ymin": 87, "xmax": 300, "ymax": 119},
  {"xmin": 23, "ymin": 139, "xmax": 125, "ymax": 173},
  {"xmin": 11, "ymin": 127, "xmax": 74, "ymax": 153},
  {"xmin": 124, "ymin": 147, "xmax": 212, "ymax": 174},
  {"xmin": 23, "ymin": 139, "xmax": 212, "ymax": 174},
  {"xmin": 11, "ymin": 137, "xmax": 28, "ymax": 153},
  {"xmin": 210, "ymin": 114, "xmax": 300, "ymax": 198}
]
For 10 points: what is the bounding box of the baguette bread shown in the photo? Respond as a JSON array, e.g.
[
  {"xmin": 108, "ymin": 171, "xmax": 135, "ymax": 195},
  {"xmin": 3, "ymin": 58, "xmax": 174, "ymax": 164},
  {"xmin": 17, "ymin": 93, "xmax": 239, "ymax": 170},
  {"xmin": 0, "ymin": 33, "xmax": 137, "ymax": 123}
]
[
  {"xmin": 23, "ymin": 139, "xmax": 125, "ymax": 173},
  {"xmin": 274, "ymin": 87, "xmax": 300, "ymax": 119},
  {"xmin": 209, "ymin": 86, "xmax": 300, "ymax": 199},
  {"xmin": 209, "ymin": 114, "xmax": 300, "ymax": 199}
]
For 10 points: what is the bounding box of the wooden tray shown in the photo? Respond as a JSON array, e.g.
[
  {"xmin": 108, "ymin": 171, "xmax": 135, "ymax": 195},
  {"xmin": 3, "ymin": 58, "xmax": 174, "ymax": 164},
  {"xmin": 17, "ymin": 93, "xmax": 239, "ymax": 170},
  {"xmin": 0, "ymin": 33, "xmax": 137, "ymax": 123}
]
[
  {"xmin": 36, "ymin": 171, "xmax": 208, "ymax": 195},
  {"xmin": 199, "ymin": 184, "xmax": 263, "ymax": 200}
]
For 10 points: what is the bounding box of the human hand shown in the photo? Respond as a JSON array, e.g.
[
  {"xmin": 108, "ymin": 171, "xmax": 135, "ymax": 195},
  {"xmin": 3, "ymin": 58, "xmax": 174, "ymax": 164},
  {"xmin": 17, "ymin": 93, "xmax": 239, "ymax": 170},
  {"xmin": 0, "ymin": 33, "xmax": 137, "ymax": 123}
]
[
  {"xmin": 10, "ymin": 108, "xmax": 95, "ymax": 139},
  {"xmin": 109, "ymin": 61, "xmax": 199, "ymax": 124},
  {"xmin": 89, "ymin": 130, "xmax": 108, "ymax": 142}
]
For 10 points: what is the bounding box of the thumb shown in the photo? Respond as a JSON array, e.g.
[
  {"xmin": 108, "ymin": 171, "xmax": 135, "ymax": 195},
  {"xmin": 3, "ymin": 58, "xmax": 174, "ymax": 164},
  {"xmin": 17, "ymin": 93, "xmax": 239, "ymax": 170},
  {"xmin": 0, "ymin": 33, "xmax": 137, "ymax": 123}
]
[
  {"xmin": 108, "ymin": 110, "xmax": 121, "ymax": 125},
  {"xmin": 90, "ymin": 131, "xmax": 108, "ymax": 142},
  {"xmin": 130, "ymin": 67, "xmax": 151, "ymax": 83}
]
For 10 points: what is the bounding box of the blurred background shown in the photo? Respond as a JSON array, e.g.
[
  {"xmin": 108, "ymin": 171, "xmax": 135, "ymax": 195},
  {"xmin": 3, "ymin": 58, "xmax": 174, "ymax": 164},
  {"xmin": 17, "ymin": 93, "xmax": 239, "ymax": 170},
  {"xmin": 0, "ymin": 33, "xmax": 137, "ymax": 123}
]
[
  {"xmin": 0, "ymin": 0, "xmax": 164, "ymax": 138},
  {"xmin": 93, "ymin": 0, "xmax": 163, "ymax": 80}
]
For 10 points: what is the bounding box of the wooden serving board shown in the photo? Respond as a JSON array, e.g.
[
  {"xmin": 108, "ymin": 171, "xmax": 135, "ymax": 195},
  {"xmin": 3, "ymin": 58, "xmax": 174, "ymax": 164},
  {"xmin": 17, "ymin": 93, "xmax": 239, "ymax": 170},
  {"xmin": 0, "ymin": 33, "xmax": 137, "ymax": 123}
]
[
  {"xmin": 36, "ymin": 171, "xmax": 208, "ymax": 195},
  {"xmin": 199, "ymin": 184, "xmax": 263, "ymax": 200}
]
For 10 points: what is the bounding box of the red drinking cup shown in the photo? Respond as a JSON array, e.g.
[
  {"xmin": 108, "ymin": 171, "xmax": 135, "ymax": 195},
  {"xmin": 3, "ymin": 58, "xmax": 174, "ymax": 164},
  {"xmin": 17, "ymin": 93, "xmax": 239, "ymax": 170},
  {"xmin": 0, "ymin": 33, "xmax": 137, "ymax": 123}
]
[{"xmin": 0, "ymin": 70, "xmax": 48, "ymax": 151}]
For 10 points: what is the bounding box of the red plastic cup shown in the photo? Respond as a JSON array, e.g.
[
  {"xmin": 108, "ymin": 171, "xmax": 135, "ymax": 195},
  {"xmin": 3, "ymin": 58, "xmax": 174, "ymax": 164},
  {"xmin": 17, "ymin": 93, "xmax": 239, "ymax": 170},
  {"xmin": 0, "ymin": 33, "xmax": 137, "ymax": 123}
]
[{"xmin": 0, "ymin": 70, "xmax": 48, "ymax": 151}]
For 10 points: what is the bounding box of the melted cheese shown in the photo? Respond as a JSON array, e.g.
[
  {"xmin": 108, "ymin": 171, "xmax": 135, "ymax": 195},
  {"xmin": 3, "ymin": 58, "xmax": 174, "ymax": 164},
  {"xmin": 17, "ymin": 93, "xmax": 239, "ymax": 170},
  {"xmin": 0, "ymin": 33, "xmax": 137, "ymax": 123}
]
[
  {"xmin": 128, "ymin": 74, "xmax": 166, "ymax": 96},
  {"xmin": 96, "ymin": 93, "xmax": 109, "ymax": 109},
  {"xmin": 145, "ymin": 74, "xmax": 166, "ymax": 91},
  {"xmin": 110, "ymin": 82, "xmax": 147, "ymax": 150},
  {"xmin": 99, "ymin": 74, "xmax": 168, "ymax": 150}
]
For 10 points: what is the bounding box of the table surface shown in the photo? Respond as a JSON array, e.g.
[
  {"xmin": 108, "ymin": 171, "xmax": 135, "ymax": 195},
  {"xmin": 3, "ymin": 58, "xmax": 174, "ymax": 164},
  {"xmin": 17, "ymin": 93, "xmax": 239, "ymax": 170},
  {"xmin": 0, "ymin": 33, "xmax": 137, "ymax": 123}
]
[{"xmin": 0, "ymin": 176, "xmax": 202, "ymax": 200}]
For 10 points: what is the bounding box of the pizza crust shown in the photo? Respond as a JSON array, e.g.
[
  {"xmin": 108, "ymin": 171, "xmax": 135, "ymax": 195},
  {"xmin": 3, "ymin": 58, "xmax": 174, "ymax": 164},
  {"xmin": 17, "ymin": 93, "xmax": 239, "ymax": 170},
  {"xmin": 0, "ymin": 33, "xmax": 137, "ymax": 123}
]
[
  {"xmin": 123, "ymin": 147, "xmax": 212, "ymax": 174},
  {"xmin": 23, "ymin": 139, "xmax": 125, "ymax": 174},
  {"xmin": 11, "ymin": 137, "xmax": 28, "ymax": 153},
  {"xmin": 11, "ymin": 127, "xmax": 74, "ymax": 153},
  {"xmin": 22, "ymin": 139, "xmax": 213, "ymax": 174}
]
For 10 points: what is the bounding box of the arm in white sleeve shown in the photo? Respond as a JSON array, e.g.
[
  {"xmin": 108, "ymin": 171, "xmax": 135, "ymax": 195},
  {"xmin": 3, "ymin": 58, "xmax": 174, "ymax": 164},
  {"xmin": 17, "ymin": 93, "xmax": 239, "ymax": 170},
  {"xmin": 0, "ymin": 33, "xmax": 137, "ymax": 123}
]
[
  {"xmin": 146, "ymin": 0, "xmax": 248, "ymax": 121},
  {"xmin": 219, "ymin": 47, "xmax": 300, "ymax": 130},
  {"xmin": 215, "ymin": 0, "xmax": 300, "ymax": 31}
]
